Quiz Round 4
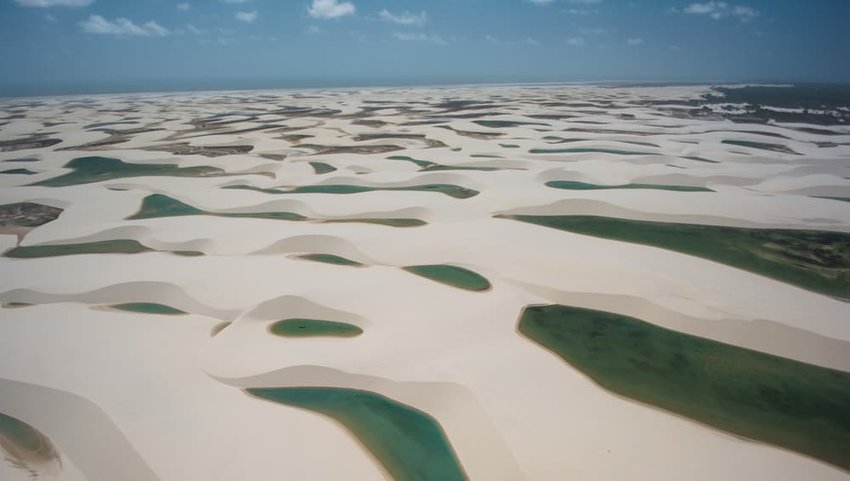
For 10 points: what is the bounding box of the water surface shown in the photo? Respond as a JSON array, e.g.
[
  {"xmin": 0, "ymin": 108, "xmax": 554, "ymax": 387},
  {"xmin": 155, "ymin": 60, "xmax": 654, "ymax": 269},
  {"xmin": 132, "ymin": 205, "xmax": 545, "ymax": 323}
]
[
  {"xmin": 248, "ymin": 387, "xmax": 468, "ymax": 481},
  {"xmin": 519, "ymin": 304, "xmax": 850, "ymax": 471},
  {"xmin": 500, "ymin": 215, "xmax": 850, "ymax": 298},
  {"xmin": 404, "ymin": 265, "xmax": 491, "ymax": 291},
  {"xmin": 269, "ymin": 318, "xmax": 363, "ymax": 338}
]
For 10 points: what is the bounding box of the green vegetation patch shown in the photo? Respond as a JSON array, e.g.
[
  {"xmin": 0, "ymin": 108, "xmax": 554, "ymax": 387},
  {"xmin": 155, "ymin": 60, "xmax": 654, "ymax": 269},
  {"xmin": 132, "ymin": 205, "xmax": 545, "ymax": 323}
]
[
  {"xmin": 110, "ymin": 303, "xmax": 186, "ymax": 315},
  {"xmin": 5, "ymin": 239, "xmax": 152, "ymax": 258},
  {"xmin": 31, "ymin": 156, "xmax": 224, "ymax": 187},
  {"xmin": 404, "ymin": 264, "xmax": 492, "ymax": 291},
  {"xmin": 296, "ymin": 253, "xmax": 364, "ymax": 267},
  {"xmin": 0, "ymin": 202, "xmax": 62, "ymax": 228},
  {"xmin": 128, "ymin": 194, "xmax": 306, "ymax": 221},
  {"xmin": 519, "ymin": 304, "xmax": 850, "ymax": 471},
  {"xmin": 247, "ymin": 387, "xmax": 468, "ymax": 481},
  {"xmin": 499, "ymin": 215, "xmax": 850, "ymax": 298},
  {"xmin": 269, "ymin": 318, "xmax": 363, "ymax": 338},
  {"xmin": 546, "ymin": 180, "xmax": 713, "ymax": 192}
]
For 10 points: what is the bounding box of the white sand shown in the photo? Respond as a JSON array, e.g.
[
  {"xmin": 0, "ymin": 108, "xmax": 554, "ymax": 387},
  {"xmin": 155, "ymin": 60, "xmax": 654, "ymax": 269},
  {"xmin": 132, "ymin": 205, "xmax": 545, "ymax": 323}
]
[{"xmin": 1, "ymin": 84, "xmax": 849, "ymax": 481}]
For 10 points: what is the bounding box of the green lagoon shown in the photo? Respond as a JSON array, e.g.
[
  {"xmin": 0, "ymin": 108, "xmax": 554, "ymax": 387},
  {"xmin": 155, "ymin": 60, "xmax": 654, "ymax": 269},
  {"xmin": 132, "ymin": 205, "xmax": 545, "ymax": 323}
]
[
  {"xmin": 128, "ymin": 194, "xmax": 307, "ymax": 221},
  {"xmin": 248, "ymin": 387, "xmax": 468, "ymax": 481},
  {"xmin": 519, "ymin": 304, "xmax": 850, "ymax": 470},
  {"xmin": 224, "ymin": 183, "xmax": 479, "ymax": 199},
  {"xmin": 296, "ymin": 253, "xmax": 364, "ymax": 267},
  {"xmin": 529, "ymin": 147, "xmax": 654, "ymax": 156},
  {"xmin": 269, "ymin": 318, "xmax": 363, "ymax": 338},
  {"xmin": 0, "ymin": 413, "xmax": 57, "ymax": 463},
  {"xmin": 1, "ymin": 168, "xmax": 38, "ymax": 175},
  {"xmin": 31, "ymin": 156, "xmax": 223, "ymax": 187},
  {"xmin": 546, "ymin": 180, "xmax": 713, "ymax": 192},
  {"xmin": 110, "ymin": 303, "xmax": 186, "ymax": 315},
  {"xmin": 325, "ymin": 218, "xmax": 427, "ymax": 228},
  {"xmin": 386, "ymin": 156, "xmax": 499, "ymax": 172},
  {"xmin": 5, "ymin": 239, "xmax": 152, "ymax": 258},
  {"xmin": 722, "ymin": 139, "xmax": 799, "ymax": 154},
  {"xmin": 404, "ymin": 265, "xmax": 491, "ymax": 291},
  {"xmin": 309, "ymin": 162, "xmax": 337, "ymax": 174},
  {"xmin": 500, "ymin": 215, "xmax": 850, "ymax": 298}
]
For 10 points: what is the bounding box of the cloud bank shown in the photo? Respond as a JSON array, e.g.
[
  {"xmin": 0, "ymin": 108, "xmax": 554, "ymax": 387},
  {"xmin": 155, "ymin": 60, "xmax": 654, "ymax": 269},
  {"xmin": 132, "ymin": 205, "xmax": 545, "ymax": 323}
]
[
  {"xmin": 79, "ymin": 15, "xmax": 170, "ymax": 36},
  {"xmin": 15, "ymin": 0, "xmax": 92, "ymax": 7},
  {"xmin": 683, "ymin": 2, "xmax": 758, "ymax": 21},
  {"xmin": 378, "ymin": 9, "xmax": 427, "ymax": 26},
  {"xmin": 308, "ymin": 0, "xmax": 355, "ymax": 19}
]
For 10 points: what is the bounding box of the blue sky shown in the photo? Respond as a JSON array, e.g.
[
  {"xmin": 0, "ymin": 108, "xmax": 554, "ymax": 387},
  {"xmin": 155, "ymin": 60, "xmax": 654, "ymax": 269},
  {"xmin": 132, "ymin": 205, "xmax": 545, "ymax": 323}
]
[{"xmin": 1, "ymin": 0, "xmax": 848, "ymax": 96}]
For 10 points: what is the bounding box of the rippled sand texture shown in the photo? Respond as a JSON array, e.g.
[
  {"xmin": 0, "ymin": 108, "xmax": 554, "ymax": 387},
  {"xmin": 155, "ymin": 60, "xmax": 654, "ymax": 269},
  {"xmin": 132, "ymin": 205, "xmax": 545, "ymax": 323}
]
[{"xmin": 1, "ymin": 84, "xmax": 849, "ymax": 481}]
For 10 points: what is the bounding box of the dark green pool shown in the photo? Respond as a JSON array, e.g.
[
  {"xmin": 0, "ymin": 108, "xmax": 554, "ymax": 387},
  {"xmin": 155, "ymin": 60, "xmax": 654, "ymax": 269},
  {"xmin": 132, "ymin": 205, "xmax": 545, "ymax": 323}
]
[
  {"xmin": 325, "ymin": 218, "xmax": 427, "ymax": 228},
  {"xmin": 127, "ymin": 194, "xmax": 307, "ymax": 221},
  {"xmin": 519, "ymin": 304, "xmax": 850, "ymax": 471},
  {"xmin": 5, "ymin": 239, "xmax": 152, "ymax": 258},
  {"xmin": 224, "ymin": 183, "xmax": 479, "ymax": 199},
  {"xmin": 309, "ymin": 162, "xmax": 337, "ymax": 174},
  {"xmin": 404, "ymin": 265, "xmax": 491, "ymax": 291},
  {"xmin": 546, "ymin": 180, "xmax": 713, "ymax": 192},
  {"xmin": 31, "ymin": 156, "xmax": 224, "ymax": 187},
  {"xmin": 110, "ymin": 303, "xmax": 186, "ymax": 315},
  {"xmin": 529, "ymin": 147, "xmax": 654, "ymax": 156},
  {"xmin": 499, "ymin": 214, "xmax": 850, "ymax": 299},
  {"xmin": 0, "ymin": 412, "xmax": 57, "ymax": 463},
  {"xmin": 269, "ymin": 318, "xmax": 363, "ymax": 338},
  {"xmin": 248, "ymin": 387, "xmax": 468, "ymax": 481},
  {"xmin": 296, "ymin": 254, "xmax": 364, "ymax": 267}
]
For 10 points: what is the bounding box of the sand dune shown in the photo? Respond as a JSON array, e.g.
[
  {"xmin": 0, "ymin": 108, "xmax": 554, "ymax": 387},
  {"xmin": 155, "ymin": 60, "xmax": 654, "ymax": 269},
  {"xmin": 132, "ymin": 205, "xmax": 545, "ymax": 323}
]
[{"xmin": 1, "ymin": 84, "xmax": 849, "ymax": 480}]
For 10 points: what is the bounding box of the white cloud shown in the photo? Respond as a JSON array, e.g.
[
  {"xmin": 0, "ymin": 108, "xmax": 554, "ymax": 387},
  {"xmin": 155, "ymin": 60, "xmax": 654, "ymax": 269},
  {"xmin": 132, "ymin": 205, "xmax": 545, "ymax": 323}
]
[
  {"xmin": 235, "ymin": 10, "xmax": 257, "ymax": 23},
  {"xmin": 683, "ymin": 2, "xmax": 758, "ymax": 21},
  {"xmin": 569, "ymin": 0, "xmax": 602, "ymax": 3},
  {"xmin": 14, "ymin": 0, "xmax": 92, "ymax": 7},
  {"xmin": 393, "ymin": 31, "xmax": 446, "ymax": 45},
  {"xmin": 579, "ymin": 27, "xmax": 609, "ymax": 35},
  {"xmin": 177, "ymin": 2, "xmax": 190, "ymax": 11},
  {"xmin": 308, "ymin": 0, "xmax": 355, "ymax": 19},
  {"xmin": 378, "ymin": 9, "xmax": 426, "ymax": 26},
  {"xmin": 79, "ymin": 15, "xmax": 170, "ymax": 36},
  {"xmin": 306, "ymin": 25, "xmax": 321, "ymax": 34},
  {"xmin": 223, "ymin": 0, "xmax": 251, "ymax": 3},
  {"xmin": 186, "ymin": 23, "xmax": 206, "ymax": 35},
  {"xmin": 626, "ymin": 37, "xmax": 643, "ymax": 45},
  {"xmin": 486, "ymin": 35, "xmax": 540, "ymax": 47},
  {"xmin": 566, "ymin": 36, "xmax": 585, "ymax": 46},
  {"xmin": 527, "ymin": 0, "xmax": 555, "ymax": 5}
]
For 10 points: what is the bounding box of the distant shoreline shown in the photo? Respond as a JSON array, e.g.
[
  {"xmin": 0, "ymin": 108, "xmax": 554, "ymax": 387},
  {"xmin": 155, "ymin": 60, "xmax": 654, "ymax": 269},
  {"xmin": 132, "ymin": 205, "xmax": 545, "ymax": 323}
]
[{"xmin": 0, "ymin": 78, "xmax": 808, "ymax": 100}]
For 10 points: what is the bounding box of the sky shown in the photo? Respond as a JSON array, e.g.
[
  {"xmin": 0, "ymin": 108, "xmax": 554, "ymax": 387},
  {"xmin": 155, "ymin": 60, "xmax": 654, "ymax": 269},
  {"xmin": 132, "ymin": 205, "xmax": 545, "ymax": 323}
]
[{"xmin": 1, "ymin": 0, "xmax": 849, "ymax": 96}]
